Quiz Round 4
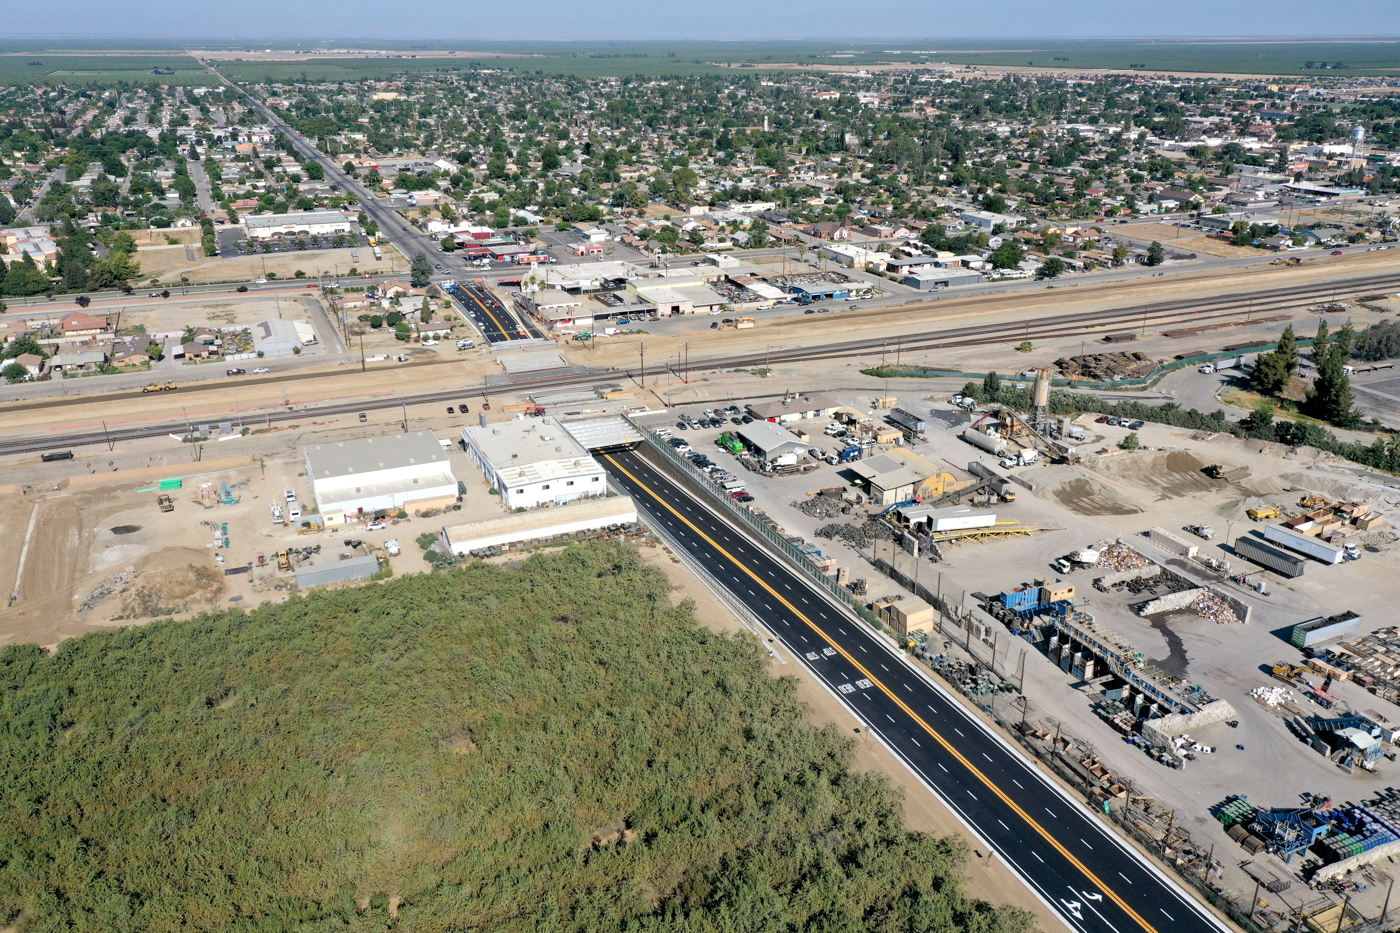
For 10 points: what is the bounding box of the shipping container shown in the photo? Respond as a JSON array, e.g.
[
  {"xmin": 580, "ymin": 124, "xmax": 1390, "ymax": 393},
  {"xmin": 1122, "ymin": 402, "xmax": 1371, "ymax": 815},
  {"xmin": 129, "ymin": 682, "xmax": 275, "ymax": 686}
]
[
  {"xmin": 961, "ymin": 429, "xmax": 1007, "ymax": 457},
  {"xmin": 1264, "ymin": 523, "xmax": 1345, "ymax": 564},
  {"xmin": 1291, "ymin": 611, "xmax": 1361, "ymax": 648},
  {"xmin": 1235, "ymin": 535, "xmax": 1306, "ymax": 579}
]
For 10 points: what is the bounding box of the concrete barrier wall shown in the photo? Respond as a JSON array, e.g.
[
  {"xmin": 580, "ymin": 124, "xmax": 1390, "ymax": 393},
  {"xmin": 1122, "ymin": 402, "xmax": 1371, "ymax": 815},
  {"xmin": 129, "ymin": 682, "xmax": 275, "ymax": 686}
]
[
  {"xmin": 1138, "ymin": 587, "xmax": 1206, "ymax": 616},
  {"xmin": 1094, "ymin": 565, "xmax": 1162, "ymax": 588},
  {"xmin": 1137, "ymin": 583, "xmax": 1252, "ymax": 624},
  {"xmin": 1141, "ymin": 699, "xmax": 1239, "ymax": 747}
]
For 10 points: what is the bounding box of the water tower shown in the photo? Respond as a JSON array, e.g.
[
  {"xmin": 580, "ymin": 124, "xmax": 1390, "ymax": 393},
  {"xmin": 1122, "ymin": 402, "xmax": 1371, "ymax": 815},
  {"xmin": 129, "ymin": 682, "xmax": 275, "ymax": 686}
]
[{"xmin": 1351, "ymin": 124, "xmax": 1366, "ymax": 171}]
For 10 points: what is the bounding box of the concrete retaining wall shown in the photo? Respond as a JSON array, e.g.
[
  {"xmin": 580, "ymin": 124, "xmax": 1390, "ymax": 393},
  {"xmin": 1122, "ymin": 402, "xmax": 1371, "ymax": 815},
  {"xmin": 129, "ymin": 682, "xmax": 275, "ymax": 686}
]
[
  {"xmin": 1137, "ymin": 583, "xmax": 1252, "ymax": 624},
  {"xmin": 1141, "ymin": 699, "xmax": 1239, "ymax": 747},
  {"xmin": 1094, "ymin": 565, "xmax": 1162, "ymax": 588}
]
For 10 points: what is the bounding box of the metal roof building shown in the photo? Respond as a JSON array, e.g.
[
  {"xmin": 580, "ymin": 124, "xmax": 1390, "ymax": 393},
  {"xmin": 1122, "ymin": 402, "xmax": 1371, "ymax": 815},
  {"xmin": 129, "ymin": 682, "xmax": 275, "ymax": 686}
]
[
  {"xmin": 461, "ymin": 417, "xmax": 607, "ymax": 510},
  {"xmin": 305, "ymin": 430, "xmax": 458, "ymax": 516},
  {"xmin": 735, "ymin": 421, "xmax": 808, "ymax": 461},
  {"xmin": 295, "ymin": 554, "xmax": 381, "ymax": 589},
  {"xmin": 243, "ymin": 210, "xmax": 354, "ymax": 240}
]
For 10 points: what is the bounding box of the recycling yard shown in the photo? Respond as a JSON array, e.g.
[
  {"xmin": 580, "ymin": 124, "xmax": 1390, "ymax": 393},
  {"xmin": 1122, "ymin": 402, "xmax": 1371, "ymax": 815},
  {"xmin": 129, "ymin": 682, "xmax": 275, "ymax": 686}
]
[{"xmin": 626, "ymin": 377, "xmax": 1400, "ymax": 932}]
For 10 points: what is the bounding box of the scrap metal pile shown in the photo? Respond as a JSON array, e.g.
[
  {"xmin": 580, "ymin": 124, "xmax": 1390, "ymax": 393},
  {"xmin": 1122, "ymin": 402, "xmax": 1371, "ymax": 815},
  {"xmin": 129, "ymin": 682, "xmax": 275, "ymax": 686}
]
[
  {"xmin": 1096, "ymin": 542, "xmax": 1154, "ymax": 571},
  {"xmin": 793, "ymin": 495, "xmax": 854, "ymax": 520},
  {"xmin": 1191, "ymin": 590, "xmax": 1243, "ymax": 625},
  {"xmin": 816, "ymin": 519, "xmax": 897, "ymax": 550}
]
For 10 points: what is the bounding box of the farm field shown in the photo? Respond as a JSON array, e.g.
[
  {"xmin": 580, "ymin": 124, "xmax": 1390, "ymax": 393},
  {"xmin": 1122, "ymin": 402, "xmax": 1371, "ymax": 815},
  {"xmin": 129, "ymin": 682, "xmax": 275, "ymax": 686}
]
[{"xmin": 0, "ymin": 52, "xmax": 213, "ymax": 85}]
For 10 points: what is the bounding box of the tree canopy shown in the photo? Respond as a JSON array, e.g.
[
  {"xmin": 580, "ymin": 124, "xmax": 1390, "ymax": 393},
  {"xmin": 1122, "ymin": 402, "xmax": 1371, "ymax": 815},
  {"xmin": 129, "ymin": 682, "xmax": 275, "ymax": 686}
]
[{"xmin": 0, "ymin": 542, "xmax": 1031, "ymax": 933}]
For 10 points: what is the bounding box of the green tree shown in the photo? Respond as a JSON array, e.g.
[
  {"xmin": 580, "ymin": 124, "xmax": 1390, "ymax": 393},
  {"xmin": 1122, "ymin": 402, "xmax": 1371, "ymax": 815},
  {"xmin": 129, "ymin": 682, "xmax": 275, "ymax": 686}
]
[
  {"xmin": 989, "ymin": 240, "xmax": 1024, "ymax": 269},
  {"xmin": 983, "ymin": 370, "xmax": 1001, "ymax": 398},
  {"xmin": 394, "ymin": 322, "xmax": 411, "ymax": 341},
  {"xmin": 1145, "ymin": 241, "xmax": 1165, "ymax": 266},
  {"xmin": 1038, "ymin": 257, "xmax": 1066, "ymax": 278},
  {"xmin": 0, "ymin": 193, "xmax": 14, "ymax": 227},
  {"xmin": 1249, "ymin": 351, "xmax": 1291, "ymax": 395},
  {"xmin": 303, "ymin": 160, "xmax": 324, "ymax": 181},
  {"xmin": 747, "ymin": 219, "xmax": 769, "ymax": 249},
  {"xmin": 1, "ymin": 360, "xmax": 28, "ymax": 382},
  {"xmin": 1276, "ymin": 323, "xmax": 1299, "ymax": 375},
  {"xmin": 1313, "ymin": 317, "xmax": 1329, "ymax": 364},
  {"xmin": 2, "ymin": 334, "xmax": 48, "ymax": 360},
  {"xmin": 440, "ymin": 235, "xmax": 456, "ymax": 252},
  {"xmin": 1120, "ymin": 431, "xmax": 1141, "ymax": 450},
  {"xmin": 671, "ymin": 166, "xmax": 698, "ymax": 203},
  {"xmin": 409, "ymin": 251, "xmax": 432, "ymax": 287}
]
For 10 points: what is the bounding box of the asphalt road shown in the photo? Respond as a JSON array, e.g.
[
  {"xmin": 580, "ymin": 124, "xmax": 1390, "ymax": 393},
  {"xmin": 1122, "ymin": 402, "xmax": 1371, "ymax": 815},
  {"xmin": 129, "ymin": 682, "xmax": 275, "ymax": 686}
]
[
  {"xmin": 446, "ymin": 282, "xmax": 527, "ymax": 343},
  {"xmin": 601, "ymin": 447, "xmax": 1225, "ymax": 933}
]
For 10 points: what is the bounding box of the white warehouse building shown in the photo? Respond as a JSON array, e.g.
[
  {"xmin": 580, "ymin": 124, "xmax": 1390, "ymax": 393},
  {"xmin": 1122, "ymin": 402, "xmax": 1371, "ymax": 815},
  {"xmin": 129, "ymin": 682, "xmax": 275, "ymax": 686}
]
[
  {"xmin": 305, "ymin": 430, "xmax": 459, "ymax": 517},
  {"xmin": 461, "ymin": 417, "xmax": 608, "ymax": 510},
  {"xmin": 244, "ymin": 210, "xmax": 354, "ymax": 241}
]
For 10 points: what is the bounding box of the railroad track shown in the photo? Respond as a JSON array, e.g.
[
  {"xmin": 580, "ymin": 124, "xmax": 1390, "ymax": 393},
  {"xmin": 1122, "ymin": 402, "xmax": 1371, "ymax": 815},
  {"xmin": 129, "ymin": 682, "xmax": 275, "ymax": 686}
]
[{"xmin": 4, "ymin": 270, "xmax": 1398, "ymax": 457}]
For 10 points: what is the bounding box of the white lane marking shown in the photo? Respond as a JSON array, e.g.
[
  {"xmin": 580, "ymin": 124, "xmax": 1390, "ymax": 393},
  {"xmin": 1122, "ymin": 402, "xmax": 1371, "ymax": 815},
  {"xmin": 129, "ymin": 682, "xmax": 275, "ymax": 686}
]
[
  {"xmin": 1033, "ymin": 851, "xmax": 1044, "ymax": 863},
  {"xmin": 858, "ymin": 644, "xmax": 867, "ymax": 652},
  {"xmin": 880, "ymin": 663, "xmax": 889, "ymax": 671},
  {"xmin": 954, "ymin": 728, "xmax": 964, "ymax": 737},
  {"xmin": 967, "ymin": 790, "xmax": 977, "ymax": 800},
  {"xmin": 983, "ymin": 753, "xmax": 993, "ymax": 762},
  {"xmin": 910, "ymin": 737, "xmax": 920, "ymax": 747},
  {"xmin": 1118, "ymin": 872, "xmax": 1132, "ymax": 884},
  {"xmin": 903, "ymin": 682, "xmax": 912, "ymax": 691},
  {"xmin": 886, "ymin": 714, "xmax": 895, "ymax": 722},
  {"xmin": 1080, "ymin": 838, "xmax": 1093, "ymax": 850},
  {"xmin": 1013, "ymin": 779, "xmax": 1023, "ymax": 789},
  {"xmin": 938, "ymin": 763, "xmax": 948, "ymax": 773},
  {"xmin": 1160, "ymin": 910, "xmax": 1174, "ymax": 921},
  {"xmin": 998, "ymin": 819, "xmax": 1010, "ymax": 830},
  {"xmin": 1045, "ymin": 808, "xmax": 1056, "ymax": 818}
]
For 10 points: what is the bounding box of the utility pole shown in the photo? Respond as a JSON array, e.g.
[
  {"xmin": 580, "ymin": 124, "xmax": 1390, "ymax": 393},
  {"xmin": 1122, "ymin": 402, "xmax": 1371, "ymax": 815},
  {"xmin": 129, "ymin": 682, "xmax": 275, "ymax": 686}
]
[
  {"xmin": 359, "ymin": 333, "xmax": 365, "ymax": 373},
  {"xmin": 638, "ymin": 340, "xmax": 645, "ymax": 390},
  {"xmin": 401, "ymin": 403, "xmax": 407, "ymax": 433},
  {"xmin": 102, "ymin": 421, "xmax": 113, "ymax": 452},
  {"xmin": 684, "ymin": 340, "xmax": 689, "ymax": 382}
]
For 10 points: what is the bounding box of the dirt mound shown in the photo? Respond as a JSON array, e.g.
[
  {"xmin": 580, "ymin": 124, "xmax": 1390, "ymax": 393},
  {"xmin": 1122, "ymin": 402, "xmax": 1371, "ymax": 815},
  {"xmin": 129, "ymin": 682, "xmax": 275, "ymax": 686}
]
[
  {"xmin": 1093, "ymin": 450, "xmax": 1222, "ymax": 499},
  {"xmin": 119, "ymin": 564, "xmax": 225, "ymax": 619},
  {"xmin": 1052, "ymin": 478, "xmax": 1143, "ymax": 516}
]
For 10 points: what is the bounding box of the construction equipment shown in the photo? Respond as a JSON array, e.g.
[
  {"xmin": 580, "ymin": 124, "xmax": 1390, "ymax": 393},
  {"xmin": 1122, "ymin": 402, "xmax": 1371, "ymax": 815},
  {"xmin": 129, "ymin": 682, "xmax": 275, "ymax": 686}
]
[
  {"xmin": 1272, "ymin": 662, "xmax": 1311, "ymax": 685},
  {"xmin": 1203, "ymin": 463, "xmax": 1229, "ymax": 479},
  {"xmin": 1186, "ymin": 524, "xmax": 1215, "ymax": 540},
  {"xmin": 524, "ymin": 406, "xmax": 546, "ymax": 418},
  {"xmin": 142, "ymin": 382, "xmax": 177, "ymax": 393},
  {"xmin": 1300, "ymin": 494, "xmax": 1328, "ymax": 509},
  {"xmin": 275, "ymin": 550, "xmax": 291, "ymax": 572},
  {"xmin": 156, "ymin": 494, "xmax": 174, "ymax": 512},
  {"xmin": 1247, "ymin": 505, "xmax": 1281, "ymax": 521}
]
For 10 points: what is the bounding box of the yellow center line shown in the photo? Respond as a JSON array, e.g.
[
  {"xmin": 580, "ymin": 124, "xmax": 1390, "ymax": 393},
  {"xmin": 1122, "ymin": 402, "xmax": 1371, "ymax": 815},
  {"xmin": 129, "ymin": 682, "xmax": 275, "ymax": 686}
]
[
  {"xmin": 466, "ymin": 287, "xmax": 514, "ymax": 340},
  {"xmin": 606, "ymin": 452, "xmax": 1164, "ymax": 933}
]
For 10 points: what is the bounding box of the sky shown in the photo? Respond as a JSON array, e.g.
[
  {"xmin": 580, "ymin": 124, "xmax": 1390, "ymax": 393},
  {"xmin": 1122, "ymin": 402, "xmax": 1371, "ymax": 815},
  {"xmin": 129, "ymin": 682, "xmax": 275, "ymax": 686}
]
[{"xmin": 10, "ymin": 0, "xmax": 1400, "ymax": 41}]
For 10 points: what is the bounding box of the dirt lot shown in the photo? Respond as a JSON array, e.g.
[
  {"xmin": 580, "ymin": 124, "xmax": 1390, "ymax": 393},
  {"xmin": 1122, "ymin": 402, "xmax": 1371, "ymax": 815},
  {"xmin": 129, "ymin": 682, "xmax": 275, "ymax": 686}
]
[
  {"xmin": 113, "ymin": 294, "xmax": 314, "ymax": 334},
  {"xmin": 1116, "ymin": 223, "xmax": 1270, "ymax": 259},
  {"xmin": 138, "ymin": 246, "xmax": 391, "ymax": 286}
]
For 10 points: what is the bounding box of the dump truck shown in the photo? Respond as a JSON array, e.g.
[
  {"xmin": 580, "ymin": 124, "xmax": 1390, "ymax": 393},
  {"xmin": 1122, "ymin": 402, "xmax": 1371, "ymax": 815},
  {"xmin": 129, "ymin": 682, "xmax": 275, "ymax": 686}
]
[
  {"xmin": 1203, "ymin": 463, "xmax": 1229, "ymax": 479},
  {"xmin": 276, "ymin": 550, "xmax": 291, "ymax": 572},
  {"xmin": 156, "ymin": 494, "xmax": 174, "ymax": 512},
  {"xmin": 1247, "ymin": 505, "xmax": 1281, "ymax": 521}
]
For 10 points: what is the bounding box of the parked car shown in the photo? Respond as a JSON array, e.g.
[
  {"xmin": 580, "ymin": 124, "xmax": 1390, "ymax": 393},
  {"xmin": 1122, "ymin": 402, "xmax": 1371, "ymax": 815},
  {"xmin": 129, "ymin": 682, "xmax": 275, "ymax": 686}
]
[
  {"xmin": 226, "ymin": 368, "xmax": 246, "ymax": 376},
  {"xmin": 252, "ymin": 367, "xmax": 270, "ymax": 374},
  {"xmin": 366, "ymin": 520, "xmax": 388, "ymax": 531},
  {"xmin": 358, "ymin": 412, "xmax": 368, "ymax": 422},
  {"xmin": 447, "ymin": 406, "xmax": 455, "ymax": 414},
  {"xmin": 1129, "ymin": 420, "xmax": 1145, "ymax": 430},
  {"xmin": 1095, "ymin": 415, "xmax": 1111, "ymax": 424}
]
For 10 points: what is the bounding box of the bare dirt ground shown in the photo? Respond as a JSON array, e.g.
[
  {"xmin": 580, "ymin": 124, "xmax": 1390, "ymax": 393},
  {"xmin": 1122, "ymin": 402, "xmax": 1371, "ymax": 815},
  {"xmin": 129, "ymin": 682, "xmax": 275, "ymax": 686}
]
[
  {"xmin": 1116, "ymin": 224, "xmax": 1270, "ymax": 259},
  {"xmin": 138, "ymin": 246, "xmax": 388, "ymax": 286},
  {"xmin": 635, "ymin": 543, "xmax": 1069, "ymax": 933}
]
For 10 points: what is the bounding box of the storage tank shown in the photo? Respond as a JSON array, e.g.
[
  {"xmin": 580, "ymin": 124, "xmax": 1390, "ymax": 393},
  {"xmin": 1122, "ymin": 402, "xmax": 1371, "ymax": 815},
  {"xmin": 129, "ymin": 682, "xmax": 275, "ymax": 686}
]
[{"xmin": 961, "ymin": 429, "xmax": 1007, "ymax": 456}]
